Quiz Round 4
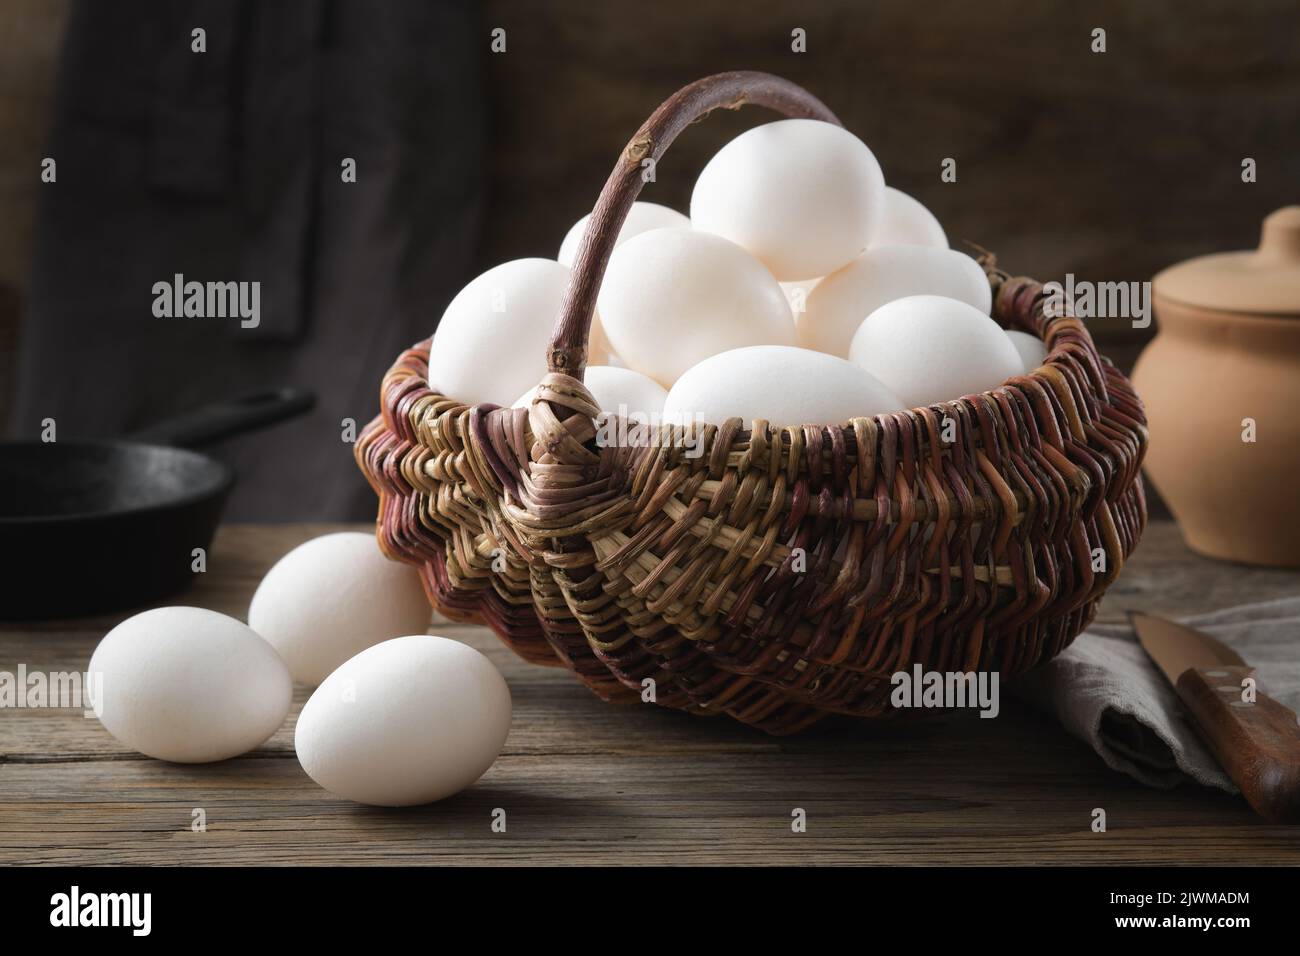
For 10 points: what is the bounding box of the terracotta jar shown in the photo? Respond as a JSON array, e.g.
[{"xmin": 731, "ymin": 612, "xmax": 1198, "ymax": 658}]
[{"xmin": 1133, "ymin": 206, "xmax": 1300, "ymax": 566}]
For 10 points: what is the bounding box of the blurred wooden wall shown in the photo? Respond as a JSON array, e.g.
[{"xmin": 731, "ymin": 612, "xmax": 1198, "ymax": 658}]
[
  {"xmin": 3, "ymin": 0, "xmax": 1297, "ymax": 419},
  {"xmin": 477, "ymin": 0, "xmax": 1300, "ymax": 369}
]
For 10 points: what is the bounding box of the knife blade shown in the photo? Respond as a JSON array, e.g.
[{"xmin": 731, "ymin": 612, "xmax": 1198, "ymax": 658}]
[
  {"xmin": 1130, "ymin": 611, "xmax": 1300, "ymax": 824},
  {"xmin": 1133, "ymin": 612, "xmax": 1247, "ymax": 684}
]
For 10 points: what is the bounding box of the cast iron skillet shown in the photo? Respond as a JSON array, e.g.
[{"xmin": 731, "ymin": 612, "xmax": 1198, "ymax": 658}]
[{"xmin": 0, "ymin": 388, "xmax": 314, "ymax": 620}]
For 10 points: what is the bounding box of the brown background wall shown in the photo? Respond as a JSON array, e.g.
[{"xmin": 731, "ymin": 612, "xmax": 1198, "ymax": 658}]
[
  {"xmin": 475, "ymin": 0, "xmax": 1300, "ymax": 368},
  {"xmin": 2, "ymin": 0, "xmax": 1298, "ymax": 417}
]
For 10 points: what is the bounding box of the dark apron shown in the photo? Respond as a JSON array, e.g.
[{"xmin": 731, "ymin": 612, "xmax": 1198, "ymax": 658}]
[{"xmin": 11, "ymin": 0, "xmax": 486, "ymax": 520}]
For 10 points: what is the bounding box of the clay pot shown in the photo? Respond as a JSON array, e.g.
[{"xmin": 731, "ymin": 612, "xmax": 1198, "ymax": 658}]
[{"xmin": 1133, "ymin": 207, "xmax": 1300, "ymax": 566}]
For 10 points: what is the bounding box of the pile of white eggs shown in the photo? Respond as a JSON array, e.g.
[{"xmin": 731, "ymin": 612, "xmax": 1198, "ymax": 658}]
[
  {"xmin": 86, "ymin": 532, "xmax": 511, "ymax": 807},
  {"xmin": 82, "ymin": 122, "xmax": 1053, "ymax": 810},
  {"xmin": 428, "ymin": 117, "xmax": 1049, "ymax": 427}
]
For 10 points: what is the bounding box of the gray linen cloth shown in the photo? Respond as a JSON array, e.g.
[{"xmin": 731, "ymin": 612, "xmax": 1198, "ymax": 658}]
[{"xmin": 1014, "ymin": 597, "xmax": 1300, "ymax": 791}]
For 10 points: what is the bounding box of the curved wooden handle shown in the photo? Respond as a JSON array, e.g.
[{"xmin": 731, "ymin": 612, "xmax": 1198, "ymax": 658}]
[
  {"xmin": 1176, "ymin": 666, "xmax": 1300, "ymax": 824},
  {"xmin": 546, "ymin": 71, "xmax": 840, "ymax": 379}
]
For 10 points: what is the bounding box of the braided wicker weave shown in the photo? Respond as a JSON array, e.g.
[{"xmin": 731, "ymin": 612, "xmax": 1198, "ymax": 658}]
[{"xmin": 356, "ymin": 71, "xmax": 1147, "ymax": 734}]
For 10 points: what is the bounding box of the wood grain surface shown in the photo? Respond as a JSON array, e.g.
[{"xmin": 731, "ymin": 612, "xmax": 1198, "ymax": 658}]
[
  {"xmin": 3, "ymin": 521, "xmax": 1300, "ymax": 865},
  {"xmin": 1174, "ymin": 666, "xmax": 1300, "ymax": 825}
]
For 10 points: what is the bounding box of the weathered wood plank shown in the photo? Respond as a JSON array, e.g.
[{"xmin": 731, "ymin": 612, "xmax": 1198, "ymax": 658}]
[
  {"xmin": 4, "ymin": 727, "xmax": 1294, "ymax": 866},
  {"xmin": 3, "ymin": 521, "xmax": 1298, "ymax": 865}
]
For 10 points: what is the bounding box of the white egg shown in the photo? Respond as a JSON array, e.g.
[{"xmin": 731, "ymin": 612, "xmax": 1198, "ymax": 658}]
[
  {"xmin": 87, "ymin": 606, "xmax": 291, "ymax": 763},
  {"xmin": 870, "ymin": 187, "xmax": 948, "ymax": 249},
  {"xmin": 249, "ymin": 532, "xmax": 430, "ymax": 686},
  {"xmin": 556, "ymin": 201, "xmax": 691, "ymax": 268},
  {"xmin": 598, "ymin": 227, "xmax": 795, "ymax": 386},
  {"xmin": 558, "ymin": 204, "xmax": 688, "ymax": 368},
  {"xmin": 781, "ymin": 277, "xmax": 822, "ymax": 316},
  {"xmin": 295, "ymin": 635, "xmax": 512, "ymax": 806},
  {"xmin": 849, "ymin": 295, "xmax": 1024, "ymax": 409},
  {"xmin": 1006, "ymin": 329, "xmax": 1049, "ymax": 373},
  {"xmin": 798, "ymin": 245, "xmax": 993, "ymax": 358},
  {"xmin": 514, "ymin": 364, "xmax": 668, "ymax": 419},
  {"xmin": 587, "ymin": 317, "xmax": 614, "ymax": 366},
  {"xmin": 690, "ymin": 119, "xmax": 885, "ymax": 281},
  {"xmin": 427, "ymin": 258, "xmax": 570, "ymax": 406},
  {"xmin": 662, "ymin": 345, "xmax": 903, "ymax": 427}
]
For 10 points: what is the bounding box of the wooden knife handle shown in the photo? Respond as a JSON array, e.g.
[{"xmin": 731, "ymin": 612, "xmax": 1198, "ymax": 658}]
[{"xmin": 1176, "ymin": 665, "xmax": 1300, "ymax": 824}]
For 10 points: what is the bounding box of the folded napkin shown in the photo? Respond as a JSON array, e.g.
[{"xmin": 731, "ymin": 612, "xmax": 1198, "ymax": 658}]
[{"xmin": 1015, "ymin": 597, "xmax": 1300, "ymax": 791}]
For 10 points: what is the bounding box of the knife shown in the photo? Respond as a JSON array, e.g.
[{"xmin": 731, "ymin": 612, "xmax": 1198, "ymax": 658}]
[{"xmin": 1130, "ymin": 612, "xmax": 1300, "ymax": 824}]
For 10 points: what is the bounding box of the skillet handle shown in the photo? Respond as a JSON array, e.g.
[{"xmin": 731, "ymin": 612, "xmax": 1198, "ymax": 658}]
[{"xmin": 126, "ymin": 387, "xmax": 316, "ymax": 448}]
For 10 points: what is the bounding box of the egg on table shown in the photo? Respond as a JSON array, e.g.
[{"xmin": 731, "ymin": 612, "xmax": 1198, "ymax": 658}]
[
  {"xmin": 426, "ymin": 258, "xmax": 571, "ymax": 406},
  {"xmin": 597, "ymin": 227, "xmax": 795, "ymax": 386},
  {"xmin": 849, "ymin": 294, "xmax": 1024, "ymax": 409},
  {"xmin": 295, "ymin": 635, "xmax": 512, "ymax": 806},
  {"xmin": 691, "ymin": 118, "xmax": 886, "ymax": 281},
  {"xmin": 662, "ymin": 345, "xmax": 903, "ymax": 427},
  {"xmin": 1006, "ymin": 329, "xmax": 1049, "ymax": 373},
  {"xmin": 514, "ymin": 364, "xmax": 668, "ymax": 420},
  {"xmin": 798, "ymin": 245, "xmax": 992, "ymax": 358},
  {"xmin": 249, "ymin": 532, "xmax": 431, "ymax": 686},
  {"xmin": 871, "ymin": 187, "xmax": 948, "ymax": 249},
  {"xmin": 87, "ymin": 606, "xmax": 291, "ymax": 763}
]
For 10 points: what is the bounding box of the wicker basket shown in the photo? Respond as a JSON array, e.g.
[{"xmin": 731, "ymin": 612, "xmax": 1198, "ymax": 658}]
[{"xmin": 356, "ymin": 71, "xmax": 1147, "ymax": 734}]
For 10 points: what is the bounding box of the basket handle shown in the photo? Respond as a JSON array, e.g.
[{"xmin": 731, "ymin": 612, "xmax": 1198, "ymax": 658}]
[{"xmin": 546, "ymin": 71, "xmax": 840, "ymax": 379}]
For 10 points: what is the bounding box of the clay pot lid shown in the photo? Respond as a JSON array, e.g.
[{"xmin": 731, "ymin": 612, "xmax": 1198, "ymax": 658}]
[{"xmin": 1154, "ymin": 206, "xmax": 1300, "ymax": 315}]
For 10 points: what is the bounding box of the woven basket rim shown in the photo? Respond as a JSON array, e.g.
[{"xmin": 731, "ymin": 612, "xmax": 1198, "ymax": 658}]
[{"xmin": 353, "ymin": 71, "xmax": 1149, "ymax": 735}]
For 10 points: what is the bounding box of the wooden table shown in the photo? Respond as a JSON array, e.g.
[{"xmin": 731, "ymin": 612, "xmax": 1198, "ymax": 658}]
[{"xmin": 4, "ymin": 521, "xmax": 1299, "ymax": 866}]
